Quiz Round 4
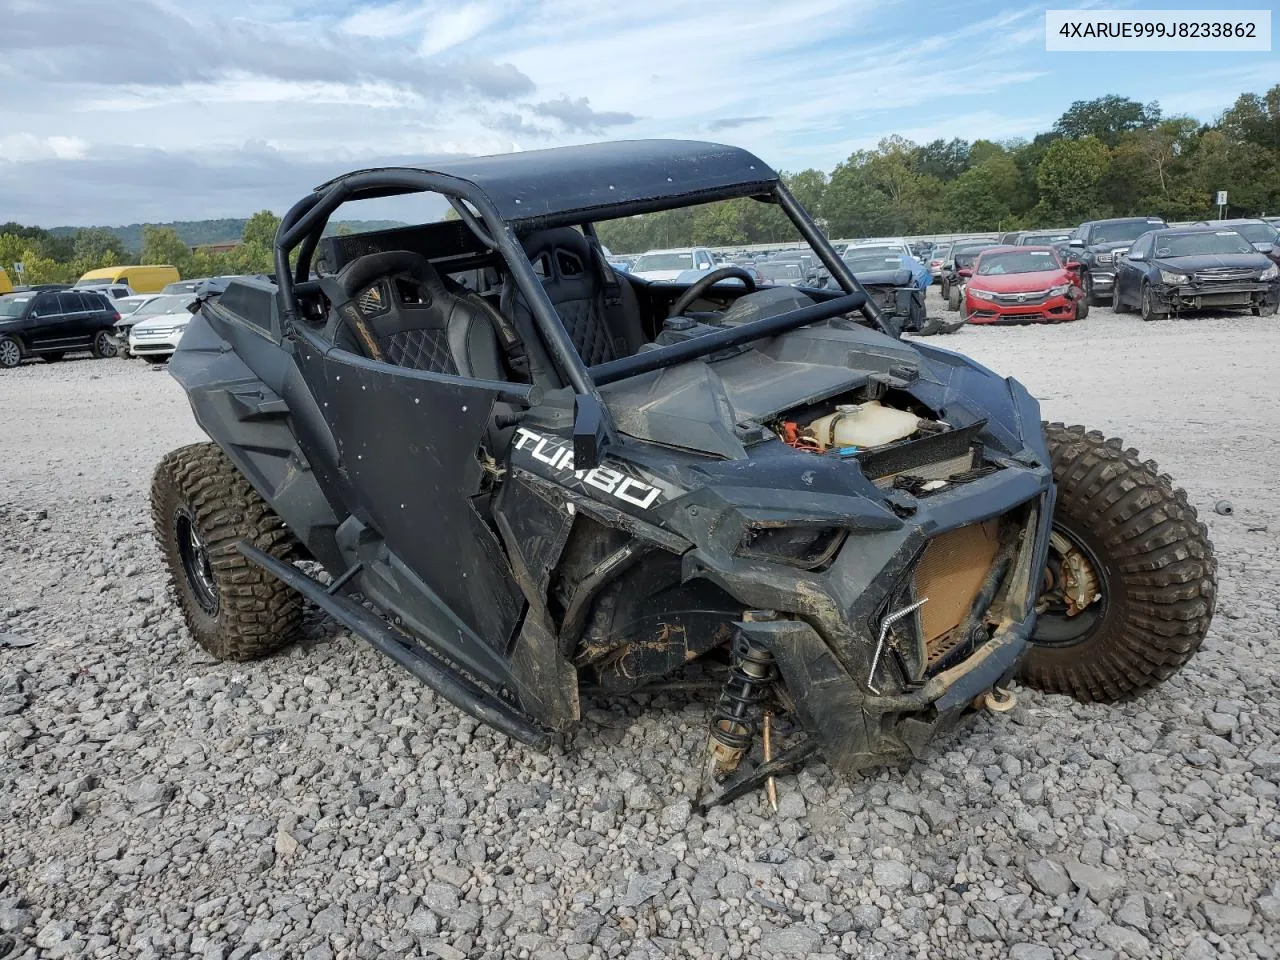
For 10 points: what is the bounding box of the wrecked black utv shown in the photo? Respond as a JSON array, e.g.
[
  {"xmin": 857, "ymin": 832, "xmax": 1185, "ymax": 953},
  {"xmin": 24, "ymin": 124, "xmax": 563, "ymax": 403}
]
[{"xmin": 154, "ymin": 141, "xmax": 1215, "ymax": 806}]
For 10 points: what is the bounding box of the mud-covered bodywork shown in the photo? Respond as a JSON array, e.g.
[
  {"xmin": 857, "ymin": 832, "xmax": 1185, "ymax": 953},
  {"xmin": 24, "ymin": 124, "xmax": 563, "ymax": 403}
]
[{"xmin": 166, "ymin": 139, "xmax": 1068, "ymax": 791}]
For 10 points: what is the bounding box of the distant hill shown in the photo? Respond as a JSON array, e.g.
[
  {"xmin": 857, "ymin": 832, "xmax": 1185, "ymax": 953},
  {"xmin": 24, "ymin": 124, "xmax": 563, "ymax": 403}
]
[{"xmin": 46, "ymin": 218, "xmax": 407, "ymax": 254}]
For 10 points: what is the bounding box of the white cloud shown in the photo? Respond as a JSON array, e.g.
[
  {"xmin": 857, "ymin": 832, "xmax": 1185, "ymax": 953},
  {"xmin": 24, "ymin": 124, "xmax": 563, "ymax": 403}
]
[
  {"xmin": 0, "ymin": 133, "xmax": 89, "ymax": 162},
  {"xmin": 421, "ymin": 2, "xmax": 508, "ymax": 56},
  {"xmin": 1, "ymin": 0, "xmax": 1269, "ymax": 225},
  {"xmin": 338, "ymin": 0, "xmax": 427, "ymax": 37}
]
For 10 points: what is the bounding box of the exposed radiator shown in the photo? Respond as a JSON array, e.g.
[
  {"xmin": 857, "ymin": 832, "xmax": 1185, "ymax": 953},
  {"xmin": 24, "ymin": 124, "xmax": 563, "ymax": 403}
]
[{"xmin": 913, "ymin": 519, "xmax": 1001, "ymax": 664}]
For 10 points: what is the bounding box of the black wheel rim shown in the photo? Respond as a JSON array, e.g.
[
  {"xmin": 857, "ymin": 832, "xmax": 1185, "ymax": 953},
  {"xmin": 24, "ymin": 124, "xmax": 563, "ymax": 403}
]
[
  {"xmin": 0, "ymin": 340, "xmax": 19, "ymax": 367},
  {"xmin": 175, "ymin": 507, "xmax": 218, "ymax": 614},
  {"xmin": 1032, "ymin": 522, "xmax": 1110, "ymax": 648}
]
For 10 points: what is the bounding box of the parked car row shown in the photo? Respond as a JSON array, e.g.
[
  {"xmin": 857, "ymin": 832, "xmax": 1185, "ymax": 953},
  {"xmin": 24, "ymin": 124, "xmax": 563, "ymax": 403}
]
[
  {"xmin": 948, "ymin": 223, "xmax": 1279, "ymax": 326},
  {"xmin": 0, "ymin": 272, "xmax": 265, "ymax": 369}
]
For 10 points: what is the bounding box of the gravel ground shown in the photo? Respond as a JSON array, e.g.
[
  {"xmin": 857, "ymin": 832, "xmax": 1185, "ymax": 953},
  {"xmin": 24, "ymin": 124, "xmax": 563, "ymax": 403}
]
[{"xmin": 2, "ymin": 293, "xmax": 1278, "ymax": 960}]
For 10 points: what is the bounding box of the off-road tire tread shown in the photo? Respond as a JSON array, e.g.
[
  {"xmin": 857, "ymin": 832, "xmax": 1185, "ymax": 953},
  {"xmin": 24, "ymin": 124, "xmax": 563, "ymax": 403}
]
[
  {"xmin": 152, "ymin": 442, "xmax": 302, "ymax": 661},
  {"xmin": 1019, "ymin": 422, "xmax": 1216, "ymax": 702}
]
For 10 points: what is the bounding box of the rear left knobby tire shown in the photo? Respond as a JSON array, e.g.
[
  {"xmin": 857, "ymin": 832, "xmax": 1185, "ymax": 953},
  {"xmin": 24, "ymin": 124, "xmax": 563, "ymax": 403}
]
[
  {"xmin": 152, "ymin": 442, "xmax": 303, "ymax": 661},
  {"xmin": 1019, "ymin": 423, "xmax": 1216, "ymax": 702}
]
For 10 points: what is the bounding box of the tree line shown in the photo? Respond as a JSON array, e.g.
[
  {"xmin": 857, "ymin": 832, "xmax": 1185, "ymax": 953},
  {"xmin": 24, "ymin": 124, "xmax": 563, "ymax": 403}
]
[
  {"xmin": 0, "ymin": 213, "xmax": 286, "ymax": 286},
  {"xmin": 597, "ymin": 86, "xmax": 1280, "ymax": 252},
  {"xmin": 4, "ymin": 86, "xmax": 1277, "ymax": 281}
]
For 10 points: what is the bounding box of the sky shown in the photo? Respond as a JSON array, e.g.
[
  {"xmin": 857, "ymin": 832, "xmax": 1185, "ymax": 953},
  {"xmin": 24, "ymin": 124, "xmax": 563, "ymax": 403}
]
[{"xmin": 0, "ymin": 0, "xmax": 1276, "ymax": 227}]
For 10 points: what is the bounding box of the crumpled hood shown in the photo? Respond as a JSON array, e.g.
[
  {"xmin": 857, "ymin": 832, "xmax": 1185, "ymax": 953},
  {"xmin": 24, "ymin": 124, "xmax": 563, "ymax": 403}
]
[{"xmin": 597, "ymin": 320, "xmax": 1036, "ymax": 462}]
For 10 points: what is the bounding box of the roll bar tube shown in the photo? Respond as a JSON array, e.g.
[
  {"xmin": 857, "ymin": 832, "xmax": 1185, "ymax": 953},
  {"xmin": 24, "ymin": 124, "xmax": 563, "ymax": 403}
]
[
  {"xmin": 272, "ymin": 169, "xmax": 614, "ymax": 425},
  {"xmin": 774, "ymin": 182, "xmax": 888, "ymax": 333},
  {"xmin": 588, "ymin": 292, "xmax": 867, "ymax": 386}
]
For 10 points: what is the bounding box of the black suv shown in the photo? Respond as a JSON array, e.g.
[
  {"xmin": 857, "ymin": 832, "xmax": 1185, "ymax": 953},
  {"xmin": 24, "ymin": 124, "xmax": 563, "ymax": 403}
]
[
  {"xmin": 1068, "ymin": 217, "xmax": 1167, "ymax": 305},
  {"xmin": 0, "ymin": 289, "xmax": 121, "ymax": 368}
]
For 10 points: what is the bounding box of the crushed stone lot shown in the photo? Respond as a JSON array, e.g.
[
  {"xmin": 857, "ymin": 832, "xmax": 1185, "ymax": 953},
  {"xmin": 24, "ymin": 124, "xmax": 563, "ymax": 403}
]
[{"xmin": 2, "ymin": 294, "xmax": 1278, "ymax": 960}]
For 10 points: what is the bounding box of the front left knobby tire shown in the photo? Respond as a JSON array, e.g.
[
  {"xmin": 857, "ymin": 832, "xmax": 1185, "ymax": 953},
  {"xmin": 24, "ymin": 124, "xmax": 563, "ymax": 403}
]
[
  {"xmin": 152, "ymin": 443, "xmax": 303, "ymax": 661},
  {"xmin": 1019, "ymin": 423, "xmax": 1216, "ymax": 702}
]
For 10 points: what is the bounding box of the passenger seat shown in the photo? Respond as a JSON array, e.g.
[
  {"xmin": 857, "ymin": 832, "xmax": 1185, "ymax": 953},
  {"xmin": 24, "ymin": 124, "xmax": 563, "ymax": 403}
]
[{"xmin": 499, "ymin": 228, "xmax": 646, "ymax": 387}]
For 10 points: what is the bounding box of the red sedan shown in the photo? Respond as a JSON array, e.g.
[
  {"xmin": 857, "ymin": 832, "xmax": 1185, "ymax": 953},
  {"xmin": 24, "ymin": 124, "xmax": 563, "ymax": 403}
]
[{"xmin": 963, "ymin": 246, "xmax": 1087, "ymax": 324}]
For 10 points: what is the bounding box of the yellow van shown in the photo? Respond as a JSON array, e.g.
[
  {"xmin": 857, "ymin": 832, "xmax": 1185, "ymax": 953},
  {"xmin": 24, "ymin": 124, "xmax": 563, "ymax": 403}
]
[
  {"xmin": 0, "ymin": 269, "xmax": 12, "ymax": 295},
  {"xmin": 76, "ymin": 265, "xmax": 180, "ymax": 294}
]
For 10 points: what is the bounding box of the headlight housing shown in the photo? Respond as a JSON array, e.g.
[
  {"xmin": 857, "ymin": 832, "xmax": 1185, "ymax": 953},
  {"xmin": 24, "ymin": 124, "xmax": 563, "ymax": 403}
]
[
  {"xmin": 1047, "ymin": 283, "xmax": 1071, "ymax": 297},
  {"xmin": 1261, "ymin": 264, "xmax": 1279, "ymax": 281},
  {"xmin": 736, "ymin": 525, "xmax": 845, "ymax": 570},
  {"xmin": 967, "ymin": 287, "xmax": 995, "ymax": 301},
  {"xmin": 1160, "ymin": 270, "xmax": 1189, "ymax": 284}
]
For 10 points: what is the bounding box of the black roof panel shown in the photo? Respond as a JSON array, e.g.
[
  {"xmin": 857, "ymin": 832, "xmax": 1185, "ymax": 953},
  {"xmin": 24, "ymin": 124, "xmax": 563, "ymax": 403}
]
[{"xmin": 313, "ymin": 139, "xmax": 779, "ymax": 223}]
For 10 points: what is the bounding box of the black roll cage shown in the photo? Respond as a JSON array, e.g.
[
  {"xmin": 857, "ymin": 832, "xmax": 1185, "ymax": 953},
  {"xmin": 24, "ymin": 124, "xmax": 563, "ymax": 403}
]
[{"xmin": 273, "ymin": 169, "xmax": 886, "ymax": 466}]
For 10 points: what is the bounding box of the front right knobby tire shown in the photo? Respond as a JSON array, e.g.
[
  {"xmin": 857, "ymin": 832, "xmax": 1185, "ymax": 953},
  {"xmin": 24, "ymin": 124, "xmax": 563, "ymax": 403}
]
[
  {"xmin": 1019, "ymin": 423, "xmax": 1216, "ymax": 702},
  {"xmin": 152, "ymin": 443, "xmax": 303, "ymax": 661}
]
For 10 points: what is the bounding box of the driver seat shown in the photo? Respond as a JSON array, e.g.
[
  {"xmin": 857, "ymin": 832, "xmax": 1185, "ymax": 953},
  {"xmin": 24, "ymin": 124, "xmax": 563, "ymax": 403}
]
[
  {"xmin": 324, "ymin": 251, "xmax": 508, "ymax": 380},
  {"xmin": 499, "ymin": 228, "xmax": 646, "ymax": 387}
]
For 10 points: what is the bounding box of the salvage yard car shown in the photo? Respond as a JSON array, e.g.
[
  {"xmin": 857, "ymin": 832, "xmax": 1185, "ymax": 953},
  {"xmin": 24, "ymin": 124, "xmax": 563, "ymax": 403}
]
[
  {"xmin": 150, "ymin": 140, "xmax": 1216, "ymax": 807},
  {"xmin": 940, "ymin": 238, "xmax": 1001, "ymax": 309},
  {"xmin": 1112, "ymin": 225, "xmax": 1280, "ymax": 320},
  {"xmin": 963, "ymin": 246, "xmax": 1088, "ymax": 324},
  {"xmin": 127, "ymin": 293, "xmax": 198, "ymax": 362},
  {"xmin": 629, "ymin": 246, "xmax": 717, "ymax": 281},
  {"xmin": 0, "ymin": 288, "xmax": 120, "ymax": 368},
  {"xmin": 1193, "ymin": 218, "xmax": 1280, "ymax": 266},
  {"xmin": 111, "ymin": 294, "xmax": 165, "ymax": 356},
  {"xmin": 1068, "ymin": 216, "xmax": 1167, "ymax": 305}
]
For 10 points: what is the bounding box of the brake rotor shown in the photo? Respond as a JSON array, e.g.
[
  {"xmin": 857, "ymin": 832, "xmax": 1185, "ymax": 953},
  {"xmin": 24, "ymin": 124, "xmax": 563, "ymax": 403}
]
[{"xmin": 1046, "ymin": 530, "xmax": 1100, "ymax": 616}]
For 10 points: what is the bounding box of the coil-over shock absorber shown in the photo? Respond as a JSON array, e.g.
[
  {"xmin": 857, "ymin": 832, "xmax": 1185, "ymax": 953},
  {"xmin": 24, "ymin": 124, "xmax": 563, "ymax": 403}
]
[{"xmin": 705, "ymin": 613, "xmax": 778, "ymax": 781}]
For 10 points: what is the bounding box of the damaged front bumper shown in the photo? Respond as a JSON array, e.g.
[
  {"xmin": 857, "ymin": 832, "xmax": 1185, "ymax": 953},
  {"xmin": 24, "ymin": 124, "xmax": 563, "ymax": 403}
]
[
  {"xmin": 1154, "ymin": 280, "xmax": 1279, "ymax": 312},
  {"xmin": 689, "ymin": 461, "xmax": 1055, "ymax": 774}
]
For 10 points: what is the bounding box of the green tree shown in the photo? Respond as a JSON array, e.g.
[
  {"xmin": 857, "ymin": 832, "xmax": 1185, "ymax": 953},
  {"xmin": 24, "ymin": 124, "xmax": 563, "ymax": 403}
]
[
  {"xmin": 945, "ymin": 155, "xmax": 1019, "ymax": 230},
  {"xmin": 917, "ymin": 138, "xmax": 970, "ymax": 182},
  {"xmin": 968, "ymin": 140, "xmax": 1005, "ymax": 166},
  {"xmin": 141, "ymin": 225, "xmax": 193, "ymax": 276},
  {"xmin": 783, "ymin": 169, "xmax": 828, "ymax": 216},
  {"xmin": 16, "ymin": 249, "xmax": 74, "ymax": 285},
  {"xmin": 72, "ymin": 227, "xmax": 127, "ymax": 263},
  {"xmin": 1219, "ymin": 84, "xmax": 1280, "ymax": 150},
  {"xmin": 1054, "ymin": 96, "xmax": 1161, "ymax": 146},
  {"xmin": 241, "ymin": 210, "xmax": 282, "ymax": 248},
  {"xmin": 1034, "ymin": 136, "xmax": 1112, "ymax": 223}
]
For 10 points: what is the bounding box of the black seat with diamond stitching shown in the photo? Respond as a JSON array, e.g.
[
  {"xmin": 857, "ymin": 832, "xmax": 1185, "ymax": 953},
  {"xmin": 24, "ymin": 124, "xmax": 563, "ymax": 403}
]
[
  {"xmin": 326, "ymin": 250, "xmax": 506, "ymax": 381},
  {"xmin": 499, "ymin": 227, "xmax": 646, "ymax": 388}
]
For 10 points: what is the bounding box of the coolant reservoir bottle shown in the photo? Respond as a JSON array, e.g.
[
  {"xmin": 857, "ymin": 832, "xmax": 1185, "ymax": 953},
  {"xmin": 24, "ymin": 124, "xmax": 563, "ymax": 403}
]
[{"xmin": 807, "ymin": 401, "xmax": 921, "ymax": 450}]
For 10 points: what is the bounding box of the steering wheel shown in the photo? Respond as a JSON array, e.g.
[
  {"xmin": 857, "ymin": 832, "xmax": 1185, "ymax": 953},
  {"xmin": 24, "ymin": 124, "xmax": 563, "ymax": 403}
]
[{"xmin": 668, "ymin": 267, "xmax": 757, "ymax": 317}]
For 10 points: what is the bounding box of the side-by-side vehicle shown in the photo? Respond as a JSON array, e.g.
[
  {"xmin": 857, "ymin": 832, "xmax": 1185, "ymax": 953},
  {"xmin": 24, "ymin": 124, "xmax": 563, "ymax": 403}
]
[{"xmin": 152, "ymin": 140, "xmax": 1215, "ymax": 806}]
